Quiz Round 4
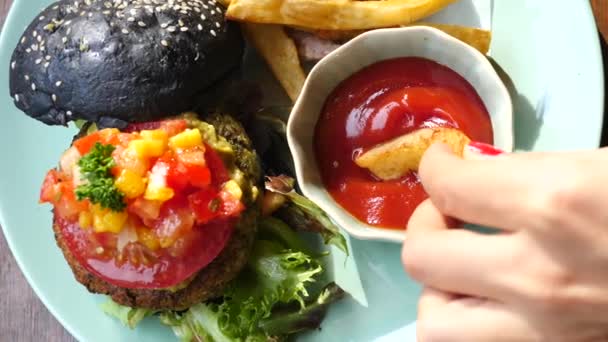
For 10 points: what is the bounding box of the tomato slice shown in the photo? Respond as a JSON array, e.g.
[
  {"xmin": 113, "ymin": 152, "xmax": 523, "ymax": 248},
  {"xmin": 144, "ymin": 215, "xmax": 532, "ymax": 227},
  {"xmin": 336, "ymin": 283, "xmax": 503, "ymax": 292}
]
[
  {"xmin": 153, "ymin": 196, "xmax": 195, "ymax": 249},
  {"xmin": 55, "ymin": 214, "xmax": 234, "ymax": 289},
  {"xmin": 124, "ymin": 119, "xmax": 187, "ymax": 137}
]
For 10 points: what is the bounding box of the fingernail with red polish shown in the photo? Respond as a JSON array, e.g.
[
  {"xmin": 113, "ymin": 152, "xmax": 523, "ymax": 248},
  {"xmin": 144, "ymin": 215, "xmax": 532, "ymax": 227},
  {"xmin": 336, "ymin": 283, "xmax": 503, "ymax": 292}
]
[{"xmin": 466, "ymin": 141, "xmax": 505, "ymax": 156}]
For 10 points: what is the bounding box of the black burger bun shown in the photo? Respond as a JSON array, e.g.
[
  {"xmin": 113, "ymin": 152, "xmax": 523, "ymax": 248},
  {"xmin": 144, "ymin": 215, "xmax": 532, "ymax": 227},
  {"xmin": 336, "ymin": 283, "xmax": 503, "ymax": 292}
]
[{"xmin": 9, "ymin": 0, "xmax": 244, "ymax": 128}]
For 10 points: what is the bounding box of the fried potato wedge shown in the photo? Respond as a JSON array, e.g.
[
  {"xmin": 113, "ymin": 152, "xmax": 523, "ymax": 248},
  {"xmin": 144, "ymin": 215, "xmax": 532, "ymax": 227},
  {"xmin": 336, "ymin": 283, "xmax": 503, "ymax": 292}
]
[
  {"xmin": 355, "ymin": 128, "xmax": 470, "ymax": 180},
  {"xmin": 241, "ymin": 23, "xmax": 306, "ymax": 102},
  {"xmin": 226, "ymin": 0, "xmax": 458, "ymax": 30},
  {"xmin": 303, "ymin": 23, "xmax": 492, "ymax": 54},
  {"xmin": 419, "ymin": 23, "xmax": 492, "ymax": 54}
]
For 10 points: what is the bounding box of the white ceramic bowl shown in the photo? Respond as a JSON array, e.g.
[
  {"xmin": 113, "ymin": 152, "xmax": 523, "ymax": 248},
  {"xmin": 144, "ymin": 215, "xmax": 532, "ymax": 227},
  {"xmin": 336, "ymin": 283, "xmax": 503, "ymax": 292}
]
[{"xmin": 287, "ymin": 26, "xmax": 513, "ymax": 243}]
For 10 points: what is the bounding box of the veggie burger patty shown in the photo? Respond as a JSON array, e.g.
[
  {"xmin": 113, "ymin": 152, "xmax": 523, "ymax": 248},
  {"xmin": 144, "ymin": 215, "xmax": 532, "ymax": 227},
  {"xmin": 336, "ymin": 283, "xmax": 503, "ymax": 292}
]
[{"xmin": 54, "ymin": 114, "xmax": 261, "ymax": 310}]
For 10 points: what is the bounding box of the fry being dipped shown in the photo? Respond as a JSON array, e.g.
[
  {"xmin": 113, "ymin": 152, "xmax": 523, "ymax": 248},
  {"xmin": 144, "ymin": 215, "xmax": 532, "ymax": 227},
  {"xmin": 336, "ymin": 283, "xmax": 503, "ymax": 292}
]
[{"xmin": 355, "ymin": 128, "xmax": 471, "ymax": 181}]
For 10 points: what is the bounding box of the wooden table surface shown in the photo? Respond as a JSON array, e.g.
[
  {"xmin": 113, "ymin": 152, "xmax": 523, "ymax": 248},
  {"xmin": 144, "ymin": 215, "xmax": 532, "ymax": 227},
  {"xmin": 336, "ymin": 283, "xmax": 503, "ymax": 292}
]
[{"xmin": 1, "ymin": 1, "xmax": 607, "ymax": 341}]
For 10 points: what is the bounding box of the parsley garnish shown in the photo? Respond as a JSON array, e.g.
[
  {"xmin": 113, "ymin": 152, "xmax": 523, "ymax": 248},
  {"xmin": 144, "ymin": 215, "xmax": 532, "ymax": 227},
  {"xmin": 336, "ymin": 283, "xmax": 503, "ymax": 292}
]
[{"xmin": 75, "ymin": 142, "xmax": 126, "ymax": 212}]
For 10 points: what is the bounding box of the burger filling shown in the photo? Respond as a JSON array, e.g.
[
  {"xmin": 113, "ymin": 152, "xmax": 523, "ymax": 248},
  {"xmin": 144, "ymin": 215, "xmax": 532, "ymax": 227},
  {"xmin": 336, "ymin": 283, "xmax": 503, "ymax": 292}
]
[{"xmin": 40, "ymin": 115, "xmax": 255, "ymax": 289}]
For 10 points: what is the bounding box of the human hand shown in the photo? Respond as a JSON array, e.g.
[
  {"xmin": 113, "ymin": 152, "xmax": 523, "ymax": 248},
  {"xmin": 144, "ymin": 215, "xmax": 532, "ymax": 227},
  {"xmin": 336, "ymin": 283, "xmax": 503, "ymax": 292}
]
[{"xmin": 402, "ymin": 143, "xmax": 608, "ymax": 342}]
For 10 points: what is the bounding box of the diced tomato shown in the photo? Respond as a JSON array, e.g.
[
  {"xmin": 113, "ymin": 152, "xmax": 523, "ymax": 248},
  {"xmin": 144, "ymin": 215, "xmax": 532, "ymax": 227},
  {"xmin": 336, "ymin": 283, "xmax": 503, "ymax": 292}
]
[
  {"xmin": 40, "ymin": 169, "xmax": 63, "ymax": 203},
  {"xmin": 205, "ymin": 144, "xmax": 229, "ymax": 185},
  {"xmin": 128, "ymin": 198, "xmax": 162, "ymax": 222},
  {"xmin": 153, "ymin": 197, "xmax": 195, "ymax": 248},
  {"xmin": 218, "ymin": 190, "xmax": 245, "ymax": 218},
  {"xmin": 73, "ymin": 131, "xmax": 103, "ymax": 154},
  {"xmin": 113, "ymin": 145, "xmax": 151, "ymax": 177},
  {"xmin": 116, "ymin": 133, "xmax": 136, "ymax": 146},
  {"xmin": 40, "ymin": 169, "xmax": 89, "ymax": 220},
  {"xmin": 160, "ymin": 120, "xmax": 188, "ymax": 137},
  {"xmin": 54, "ymin": 182, "xmax": 90, "ymax": 220},
  {"xmin": 188, "ymin": 188, "xmax": 220, "ymax": 224},
  {"xmin": 165, "ymin": 159, "xmax": 189, "ymax": 191},
  {"xmin": 163, "ymin": 149, "xmax": 212, "ymax": 191},
  {"xmin": 177, "ymin": 148, "xmax": 206, "ymax": 166},
  {"xmin": 73, "ymin": 129, "xmax": 121, "ymax": 154},
  {"xmin": 186, "ymin": 165, "xmax": 211, "ymax": 188}
]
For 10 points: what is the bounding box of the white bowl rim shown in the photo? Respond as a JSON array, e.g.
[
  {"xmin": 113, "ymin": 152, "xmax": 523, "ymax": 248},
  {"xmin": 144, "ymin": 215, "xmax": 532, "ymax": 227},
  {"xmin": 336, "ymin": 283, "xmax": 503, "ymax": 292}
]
[{"xmin": 287, "ymin": 26, "xmax": 514, "ymax": 243}]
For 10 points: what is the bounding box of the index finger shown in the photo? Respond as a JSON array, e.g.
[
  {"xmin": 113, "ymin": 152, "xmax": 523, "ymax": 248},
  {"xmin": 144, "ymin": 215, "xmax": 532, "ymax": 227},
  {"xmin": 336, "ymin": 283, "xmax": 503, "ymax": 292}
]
[{"xmin": 419, "ymin": 143, "xmax": 541, "ymax": 231}]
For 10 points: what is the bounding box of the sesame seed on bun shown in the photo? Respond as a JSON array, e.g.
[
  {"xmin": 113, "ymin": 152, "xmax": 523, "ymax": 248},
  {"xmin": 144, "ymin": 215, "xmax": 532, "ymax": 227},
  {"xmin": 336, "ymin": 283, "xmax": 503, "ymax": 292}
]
[{"xmin": 9, "ymin": 0, "xmax": 244, "ymax": 128}]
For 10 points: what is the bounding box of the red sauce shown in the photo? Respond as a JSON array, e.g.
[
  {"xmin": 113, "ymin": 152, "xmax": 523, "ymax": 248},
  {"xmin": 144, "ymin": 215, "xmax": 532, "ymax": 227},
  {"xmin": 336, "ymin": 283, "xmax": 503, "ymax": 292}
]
[{"xmin": 314, "ymin": 57, "xmax": 493, "ymax": 229}]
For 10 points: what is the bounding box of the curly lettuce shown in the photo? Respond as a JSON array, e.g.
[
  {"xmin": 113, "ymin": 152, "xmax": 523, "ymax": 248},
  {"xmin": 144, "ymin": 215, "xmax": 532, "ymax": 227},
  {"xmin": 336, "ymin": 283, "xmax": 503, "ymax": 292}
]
[
  {"xmin": 100, "ymin": 299, "xmax": 156, "ymax": 329},
  {"xmin": 265, "ymin": 176, "xmax": 348, "ymax": 255},
  {"xmin": 103, "ymin": 216, "xmax": 348, "ymax": 341}
]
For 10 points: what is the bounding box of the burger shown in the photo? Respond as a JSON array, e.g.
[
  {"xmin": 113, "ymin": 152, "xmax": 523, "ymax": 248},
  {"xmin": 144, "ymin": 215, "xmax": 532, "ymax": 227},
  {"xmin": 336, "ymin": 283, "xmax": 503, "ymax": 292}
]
[{"xmin": 9, "ymin": 0, "xmax": 347, "ymax": 340}]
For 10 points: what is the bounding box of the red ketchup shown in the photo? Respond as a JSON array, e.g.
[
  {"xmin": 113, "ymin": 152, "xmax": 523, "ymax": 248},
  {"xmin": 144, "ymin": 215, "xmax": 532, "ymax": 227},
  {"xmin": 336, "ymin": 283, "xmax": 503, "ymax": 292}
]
[{"xmin": 314, "ymin": 57, "xmax": 493, "ymax": 229}]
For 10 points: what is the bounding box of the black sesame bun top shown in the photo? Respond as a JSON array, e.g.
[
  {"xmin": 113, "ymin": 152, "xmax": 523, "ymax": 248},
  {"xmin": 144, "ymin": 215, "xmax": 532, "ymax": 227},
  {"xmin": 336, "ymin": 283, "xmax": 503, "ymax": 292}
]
[{"xmin": 9, "ymin": 0, "xmax": 244, "ymax": 128}]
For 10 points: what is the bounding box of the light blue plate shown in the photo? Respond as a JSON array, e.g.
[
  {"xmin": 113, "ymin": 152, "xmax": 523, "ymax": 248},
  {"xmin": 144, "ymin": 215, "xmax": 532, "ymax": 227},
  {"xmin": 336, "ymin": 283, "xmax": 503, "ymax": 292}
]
[{"xmin": 0, "ymin": 0, "xmax": 603, "ymax": 341}]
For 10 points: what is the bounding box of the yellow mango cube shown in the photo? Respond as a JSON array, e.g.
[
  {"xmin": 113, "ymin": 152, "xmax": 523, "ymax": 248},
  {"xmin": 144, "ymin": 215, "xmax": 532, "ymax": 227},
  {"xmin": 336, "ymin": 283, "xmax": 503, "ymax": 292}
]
[
  {"xmin": 223, "ymin": 180, "xmax": 243, "ymax": 201},
  {"xmin": 98, "ymin": 128, "xmax": 120, "ymax": 140},
  {"xmin": 92, "ymin": 205, "xmax": 128, "ymax": 233},
  {"xmin": 137, "ymin": 226, "xmax": 160, "ymax": 251},
  {"xmin": 169, "ymin": 128, "xmax": 202, "ymax": 150},
  {"xmin": 115, "ymin": 169, "xmax": 147, "ymax": 199},
  {"xmin": 128, "ymin": 139, "xmax": 166, "ymax": 158},
  {"xmin": 140, "ymin": 129, "xmax": 168, "ymax": 145},
  {"xmin": 144, "ymin": 186, "xmax": 175, "ymax": 202},
  {"xmin": 78, "ymin": 211, "xmax": 93, "ymax": 229}
]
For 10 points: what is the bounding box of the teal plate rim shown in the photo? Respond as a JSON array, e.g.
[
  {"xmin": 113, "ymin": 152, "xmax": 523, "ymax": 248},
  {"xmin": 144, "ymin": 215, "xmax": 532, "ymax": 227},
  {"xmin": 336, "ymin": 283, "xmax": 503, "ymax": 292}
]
[{"xmin": 0, "ymin": 0, "xmax": 605, "ymax": 341}]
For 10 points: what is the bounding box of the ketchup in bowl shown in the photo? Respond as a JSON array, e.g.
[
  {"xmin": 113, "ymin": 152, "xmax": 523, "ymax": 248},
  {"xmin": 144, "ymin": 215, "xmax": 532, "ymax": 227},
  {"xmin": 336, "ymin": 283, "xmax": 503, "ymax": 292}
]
[{"xmin": 314, "ymin": 57, "xmax": 493, "ymax": 229}]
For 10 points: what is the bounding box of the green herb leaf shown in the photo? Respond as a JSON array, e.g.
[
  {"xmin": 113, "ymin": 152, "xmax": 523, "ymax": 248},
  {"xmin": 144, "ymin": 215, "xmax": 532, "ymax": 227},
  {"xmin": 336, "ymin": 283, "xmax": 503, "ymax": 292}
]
[{"xmin": 75, "ymin": 142, "xmax": 126, "ymax": 211}]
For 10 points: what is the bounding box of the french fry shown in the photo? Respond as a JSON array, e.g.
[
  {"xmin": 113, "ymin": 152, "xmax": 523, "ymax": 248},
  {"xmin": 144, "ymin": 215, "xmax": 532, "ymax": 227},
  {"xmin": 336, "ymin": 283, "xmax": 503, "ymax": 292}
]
[
  {"xmin": 355, "ymin": 128, "xmax": 470, "ymax": 180},
  {"xmin": 301, "ymin": 24, "xmax": 492, "ymax": 54},
  {"xmin": 418, "ymin": 23, "xmax": 492, "ymax": 54},
  {"xmin": 242, "ymin": 23, "xmax": 306, "ymax": 102},
  {"xmin": 226, "ymin": 0, "xmax": 458, "ymax": 30}
]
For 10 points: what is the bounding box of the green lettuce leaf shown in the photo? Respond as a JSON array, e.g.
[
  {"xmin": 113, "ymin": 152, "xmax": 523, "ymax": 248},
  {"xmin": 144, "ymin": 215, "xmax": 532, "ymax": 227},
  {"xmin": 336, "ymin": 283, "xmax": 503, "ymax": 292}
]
[
  {"xmin": 100, "ymin": 299, "xmax": 156, "ymax": 329},
  {"xmin": 159, "ymin": 216, "xmax": 341, "ymax": 341},
  {"xmin": 103, "ymin": 209, "xmax": 348, "ymax": 341},
  {"xmin": 258, "ymin": 282, "xmax": 345, "ymax": 336},
  {"xmin": 265, "ymin": 176, "xmax": 348, "ymax": 255}
]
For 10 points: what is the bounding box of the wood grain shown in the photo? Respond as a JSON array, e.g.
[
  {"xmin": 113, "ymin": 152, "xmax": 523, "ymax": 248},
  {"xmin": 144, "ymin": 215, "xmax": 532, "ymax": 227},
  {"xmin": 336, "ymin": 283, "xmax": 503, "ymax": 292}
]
[
  {"xmin": 592, "ymin": 0, "xmax": 608, "ymax": 43},
  {"xmin": 0, "ymin": 1, "xmax": 607, "ymax": 342}
]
